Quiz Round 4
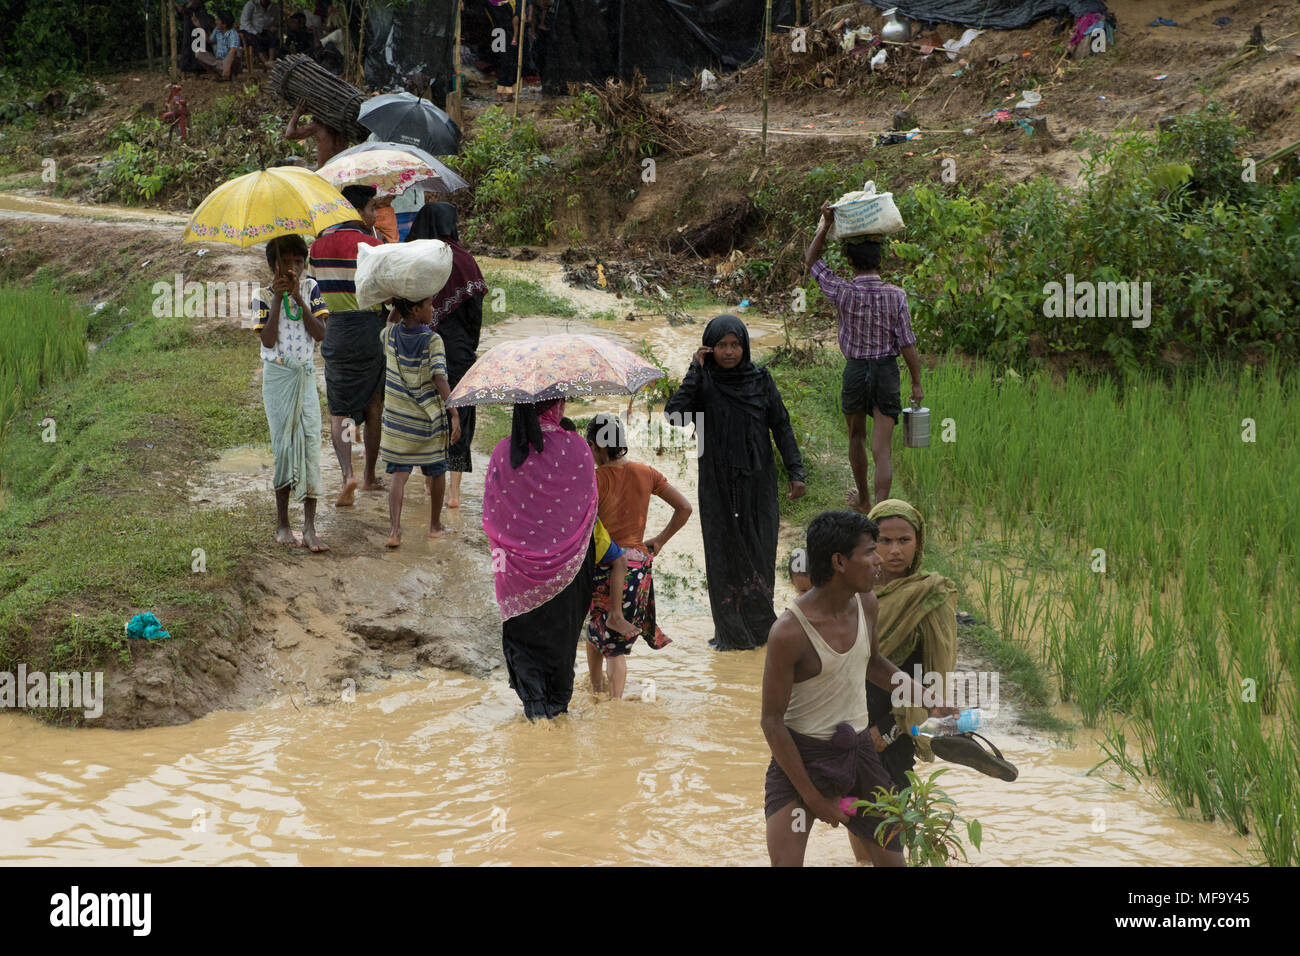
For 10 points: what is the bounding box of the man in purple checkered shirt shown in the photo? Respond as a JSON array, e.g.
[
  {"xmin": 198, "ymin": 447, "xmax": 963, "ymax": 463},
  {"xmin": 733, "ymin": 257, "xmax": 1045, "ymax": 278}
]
[{"xmin": 805, "ymin": 200, "xmax": 923, "ymax": 514}]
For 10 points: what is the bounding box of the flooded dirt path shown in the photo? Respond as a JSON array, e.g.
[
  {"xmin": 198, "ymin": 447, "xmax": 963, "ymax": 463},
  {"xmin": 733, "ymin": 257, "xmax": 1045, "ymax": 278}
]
[{"xmin": 0, "ymin": 232, "xmax": 1252, "ymax": 865}]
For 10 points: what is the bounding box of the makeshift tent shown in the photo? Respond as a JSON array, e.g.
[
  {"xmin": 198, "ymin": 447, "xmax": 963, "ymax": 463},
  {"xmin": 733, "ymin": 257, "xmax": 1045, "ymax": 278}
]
[
  {"xmin": 863, "ymin": 0, "xmax": 1107, "ymax": 30},
  {"xmin": 366, "ymin": 1, "xmax": 1109, "ymax": 100},
  {"xmin": 365, "ymin": 0, "xmax": 459, "ymax": 98},
  {"xmin": 544, "ymin": 0, "xmax": 807, "ymax": 93}
]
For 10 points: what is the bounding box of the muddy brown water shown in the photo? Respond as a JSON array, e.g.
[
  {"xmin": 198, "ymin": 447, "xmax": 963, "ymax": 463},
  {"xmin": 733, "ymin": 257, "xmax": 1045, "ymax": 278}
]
[{"xmin": 0, "ymin": 227, "xmax": 1252, "ymax": 865}]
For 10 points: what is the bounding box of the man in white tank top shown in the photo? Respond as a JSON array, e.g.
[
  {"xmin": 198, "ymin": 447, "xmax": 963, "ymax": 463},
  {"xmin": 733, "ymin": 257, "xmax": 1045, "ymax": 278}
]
[{"xmin": 761, "ymin": 510, "xmax": 958, "ymax": 866}]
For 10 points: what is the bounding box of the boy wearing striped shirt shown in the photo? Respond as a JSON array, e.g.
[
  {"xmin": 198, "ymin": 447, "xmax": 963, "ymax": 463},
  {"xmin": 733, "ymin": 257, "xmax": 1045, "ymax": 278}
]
[{"xmin": 804, "ymin": 200, "xmax": 923, "ymax": 514}]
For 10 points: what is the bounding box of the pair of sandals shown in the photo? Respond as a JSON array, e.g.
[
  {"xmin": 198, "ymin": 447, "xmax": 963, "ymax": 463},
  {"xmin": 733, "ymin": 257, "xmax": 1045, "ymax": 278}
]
[{"xmin": 930, "ymin": 731, "xmax": 1019, "ymax": 782}]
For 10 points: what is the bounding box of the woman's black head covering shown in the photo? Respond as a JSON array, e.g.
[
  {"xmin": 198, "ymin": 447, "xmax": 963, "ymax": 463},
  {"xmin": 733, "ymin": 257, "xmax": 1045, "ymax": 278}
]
[
  {"xmin": 406, "ymin": 201, "xmax": 460, "ymax": 244},
  {"xmin": 699, "ymin": 314, "xmax": 769, "ymax": 476},
  {"xmin": 702, "ymin": 314, "xmax": 752, "ymax": 370},
  {"xmin": 509, "ymin": 398, "xmax": 560, "ymax": 469}
]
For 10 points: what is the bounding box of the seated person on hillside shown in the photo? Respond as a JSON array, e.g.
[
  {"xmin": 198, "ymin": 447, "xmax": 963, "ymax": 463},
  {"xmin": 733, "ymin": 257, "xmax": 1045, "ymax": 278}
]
[
  {"xmin": 240, "ymin": 0, "xmax": 281, "ymax": 68},
  {"xmin": 283, "ymin": 11, "xmax": 316, "ymax": 56},
  {"xmin": 197, "ymin": 9, "xmax": 243, "ymax": 81}
]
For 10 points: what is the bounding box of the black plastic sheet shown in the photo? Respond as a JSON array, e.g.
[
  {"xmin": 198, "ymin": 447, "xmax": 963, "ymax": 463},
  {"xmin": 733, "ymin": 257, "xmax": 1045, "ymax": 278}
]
[
  {"xmin": 542, "ymin": 0, "xmax": 1108, "ymax": 92},
  {"xmin": 365, "ymin": 0, "xmax": 458, "ymax": 101},
  {"xmin": 544, "ymin": 0, "xmax": 807, "ymax": 93},
  {"xmin": 863, "ymin": 0, "xmax": 1107, "ymax": 30}
]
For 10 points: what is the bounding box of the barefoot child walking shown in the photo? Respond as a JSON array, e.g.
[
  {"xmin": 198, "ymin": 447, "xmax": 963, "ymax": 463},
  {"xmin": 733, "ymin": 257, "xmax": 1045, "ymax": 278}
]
[
  {"xmin": 804, "ymin": 201, "xmax": 923, "ymax": 513},
  {"xmin": 379, "ymin": 296, "xmax": 461, "ymax": 547},
  {"xmin": 252, "ymin": 235, "xmax": 330, "ymax": 552}
]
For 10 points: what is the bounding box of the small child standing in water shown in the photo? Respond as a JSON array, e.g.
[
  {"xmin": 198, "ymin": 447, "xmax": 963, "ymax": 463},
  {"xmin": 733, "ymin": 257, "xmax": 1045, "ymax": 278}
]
[
  {"xmin": 379, "ymin": 296, "xmax": 460, "ymax": 547},
  {"xmin": 583, "ymin": 412, "xmax": 692, "ymax": 699}
]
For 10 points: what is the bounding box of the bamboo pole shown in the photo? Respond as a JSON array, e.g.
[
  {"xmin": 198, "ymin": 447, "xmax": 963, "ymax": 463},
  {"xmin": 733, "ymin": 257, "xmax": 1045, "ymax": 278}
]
[
  {"xmin": 160, "ymin": 0, "xmax": 167, "ymax": 74},
  {"xmin": 513, "ymin": 0, "xmax": 527, "ymax": 117},
  {"xmin": 761, "ymin": 0, "xmax": 772, "ymax": 157},
  {"xmin": 167, "ymin": 0, "xmax": 178, "ymax": 79},
  {"xmin": 1260, "ymin": 137, "xmax": 1300, "ymax": 166},
  {"xmin": 145, "ymin": 3, "xmax": 154, "ymax": 72},
  {"xmin": 448, "ymin": 0, "xmax": 463, "ymax": 127}
]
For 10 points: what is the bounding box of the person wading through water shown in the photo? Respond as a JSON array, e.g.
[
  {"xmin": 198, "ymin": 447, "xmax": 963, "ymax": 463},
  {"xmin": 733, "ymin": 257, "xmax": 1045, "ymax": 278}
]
[
  {"xmin": 663, "ymin": 315, "xmax": 806, "ymax": 650},
  {"xmin": 762, "ymin": 509, "xmax": 958, "ymax": 867},
  {"xmin": 483, "ymin": 398, "xmax": 596, "ymax": 720},
  {"xmin": 867, "ymin": 498, "xmax": 1018, "ymax": 784}
]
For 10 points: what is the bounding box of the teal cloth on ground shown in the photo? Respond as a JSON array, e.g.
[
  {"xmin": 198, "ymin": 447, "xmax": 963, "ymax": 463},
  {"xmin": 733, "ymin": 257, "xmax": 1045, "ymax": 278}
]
[
  {"xmin": 262, "ymin": 355, "xmax": 324, "ymax": 502},
  {"xmin": 127, "ymin": 613, "xmax": 171, "ymax": 640}
]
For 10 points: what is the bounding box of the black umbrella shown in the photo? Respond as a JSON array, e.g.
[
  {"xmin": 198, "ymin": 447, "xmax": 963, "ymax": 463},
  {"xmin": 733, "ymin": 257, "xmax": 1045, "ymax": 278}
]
[{"xmin": 356, "ymin": 92, "xmax": 461, "ymax": 156}]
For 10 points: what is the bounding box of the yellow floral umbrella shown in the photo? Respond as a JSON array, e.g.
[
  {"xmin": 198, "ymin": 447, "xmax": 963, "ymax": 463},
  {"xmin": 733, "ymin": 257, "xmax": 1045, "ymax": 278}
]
[{"xmin": 182, "ymin": 166, "xmax": 358, "ymax": 248}]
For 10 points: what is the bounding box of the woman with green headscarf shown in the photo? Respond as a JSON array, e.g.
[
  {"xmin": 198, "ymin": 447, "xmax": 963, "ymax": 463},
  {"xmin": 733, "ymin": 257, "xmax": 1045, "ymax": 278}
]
[{"xmin": 865, "ymin": 498, "xmax": 958, "ymax": 789}]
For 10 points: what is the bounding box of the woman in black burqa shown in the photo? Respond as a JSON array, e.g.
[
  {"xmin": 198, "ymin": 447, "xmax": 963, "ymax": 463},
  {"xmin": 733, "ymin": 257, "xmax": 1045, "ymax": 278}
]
[
  {"xmin": 406, "ymin": 201, "xmax": 487, "ymax": 507},
  {"xmin": 663, "ymin": 315, "xmax": 807, "ymax": 650}
]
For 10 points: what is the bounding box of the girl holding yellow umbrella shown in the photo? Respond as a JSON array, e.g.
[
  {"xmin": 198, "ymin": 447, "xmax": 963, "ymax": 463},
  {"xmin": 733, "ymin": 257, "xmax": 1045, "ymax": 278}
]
[{"xmin": 184, "ymin": 167, "xmax": 357, "ymax": 547}]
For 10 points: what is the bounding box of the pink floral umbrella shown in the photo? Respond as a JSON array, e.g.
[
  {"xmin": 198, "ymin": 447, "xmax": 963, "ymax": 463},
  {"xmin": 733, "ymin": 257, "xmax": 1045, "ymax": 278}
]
[
  {"xmin": 315, "ymin": 148, "xmax": 437, "ymax": 198},
  {"xmin": 446, "ymin": 334, "xmax": 665, "ymax": 408}
]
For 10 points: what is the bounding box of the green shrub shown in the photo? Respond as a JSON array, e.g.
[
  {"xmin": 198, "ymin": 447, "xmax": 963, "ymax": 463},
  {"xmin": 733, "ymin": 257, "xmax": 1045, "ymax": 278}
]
[
  {"xmin": 887, "ymin": 113, "xmax": 1298, "ymax": 370},
  {"xmin": 451, "ymin": 107, "xmax": 558, "ymax": 245}
]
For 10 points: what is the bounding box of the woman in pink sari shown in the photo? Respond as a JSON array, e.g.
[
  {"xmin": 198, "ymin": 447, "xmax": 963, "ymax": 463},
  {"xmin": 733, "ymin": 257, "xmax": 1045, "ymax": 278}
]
[{"xmin": 483, "ymin": 397, "xmax": 597, "ymax": 720}]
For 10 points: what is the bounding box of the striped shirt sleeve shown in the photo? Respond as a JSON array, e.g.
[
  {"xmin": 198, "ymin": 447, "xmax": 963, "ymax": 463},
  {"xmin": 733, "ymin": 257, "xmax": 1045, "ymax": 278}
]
[
  {"xmin": 894, "ymin": 292, "xmax": 917, "ymax": 350},
  {"xmin": 307, "ymin": 278, "xmax": 327, "ymax": 319},
  {"xmin": 429, "ymin": 332, "xmax": 447, "ymax": 379},
  {"xmin": 251, "ymin": 288, "xmax": 269, "ymax": 333}
]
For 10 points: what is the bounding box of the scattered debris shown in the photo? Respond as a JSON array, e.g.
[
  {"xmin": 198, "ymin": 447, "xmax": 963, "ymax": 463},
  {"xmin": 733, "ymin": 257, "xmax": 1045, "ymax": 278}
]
[
  {"xmin": 581, "ymin": 71, "xmax": 713, "ymax": 161},
  {"xmin": 944, "ymin": 29, "xmax": 983, "ymax": 59},
  {"xmin": 126, "ymin": 613, "xmax": 171, "ymax": 641},
  {"xmin": 1148, "ymin": 18, "xmax": 1178, "ymax": 28}
]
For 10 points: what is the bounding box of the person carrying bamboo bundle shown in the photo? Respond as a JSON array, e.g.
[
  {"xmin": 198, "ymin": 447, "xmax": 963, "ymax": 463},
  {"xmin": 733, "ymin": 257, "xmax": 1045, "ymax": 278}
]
[{"xmin": 285, "ymin": 100, "xmax": 349, "ymax": 169}]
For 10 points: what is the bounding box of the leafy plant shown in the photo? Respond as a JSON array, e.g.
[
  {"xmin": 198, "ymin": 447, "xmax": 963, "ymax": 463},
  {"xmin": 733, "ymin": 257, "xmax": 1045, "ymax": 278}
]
[
  {"xmin": 450, "ymin": 108, "xmax": 558, "ymax": 245},
  {"xmin": 852, "ymin": 768, "xmax": 984, "ymax": 866}
]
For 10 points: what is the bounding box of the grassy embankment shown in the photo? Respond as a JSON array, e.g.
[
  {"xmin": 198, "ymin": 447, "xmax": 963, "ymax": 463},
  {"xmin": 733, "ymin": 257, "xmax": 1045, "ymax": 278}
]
[{"xmin": 0, "ymin": 274, "xmax": 267, "ymax": 677}]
